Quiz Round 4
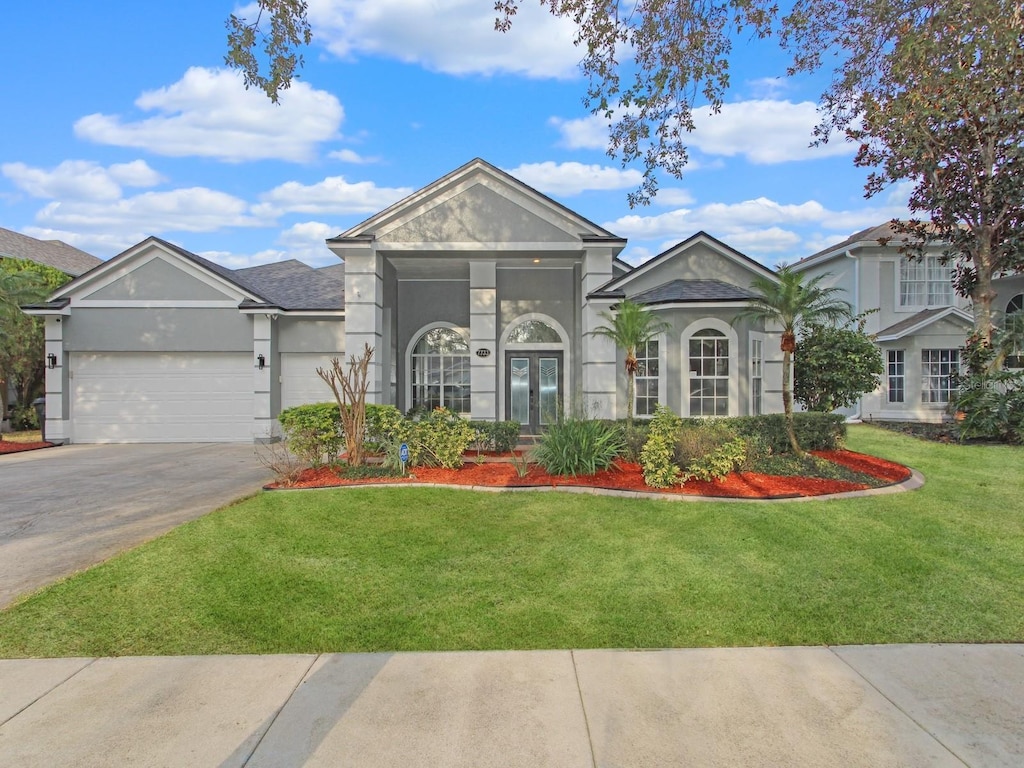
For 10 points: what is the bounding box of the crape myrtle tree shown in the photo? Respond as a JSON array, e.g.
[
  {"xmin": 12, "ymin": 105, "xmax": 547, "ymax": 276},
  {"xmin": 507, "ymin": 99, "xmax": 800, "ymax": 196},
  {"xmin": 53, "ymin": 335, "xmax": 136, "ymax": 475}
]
[
  {"xmin": 736, "ymin": 267, "xmax": 850, "ymax": 456},
  {"xmin": 226, "ymin": 1, "xmax": 1024, "ymax": 342}
]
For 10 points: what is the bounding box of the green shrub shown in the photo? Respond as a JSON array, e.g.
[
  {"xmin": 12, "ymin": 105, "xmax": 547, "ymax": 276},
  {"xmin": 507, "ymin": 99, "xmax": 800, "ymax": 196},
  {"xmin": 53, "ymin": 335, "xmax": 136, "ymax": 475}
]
[
  {"xmin": 639, "ymin": 405, "xmax": 682, "ymax": 488},
  {"xmin": 407, "ymin": 407, "xmax": 477, "ymax": 469},
  {"xmin": 10, "ymin": 404, "xmax": 40, "ymax": 431},
  {"xmin": 365, "ymin": 404, "xmax": 405, "ymax": 452},
  {"xmin": 683, "ymin": 437, "xmax": 748, "ymax": 482},
  {"xmin": 468, "ymin": 420, "xmax": 521, "ymax": 453},
  {"xmin": 729, "ymin": 413, "xmax": 846, "ymax": 453},
  {"xmin": 277, "ymin": 403, "xmax": 342, "ymax": 467},
  {"xmin": 673, "ymin": 419, "xmax": 739, "ymax": 467},
  {"xmin": 533, "ymin": 419, "xmax": 624, "ymax": 476},
  {"xmin": 604, "ymin": 420, "xmax": 650, "ymax": 463}
]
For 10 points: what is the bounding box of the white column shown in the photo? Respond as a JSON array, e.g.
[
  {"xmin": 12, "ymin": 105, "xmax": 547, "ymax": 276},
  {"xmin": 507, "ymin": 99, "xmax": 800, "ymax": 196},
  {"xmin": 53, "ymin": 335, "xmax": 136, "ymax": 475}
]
[
  {"xmin": 342, "ymin": 245, "xmax": 384, "ymax": 404},
  {"xmin": 43, "ymin": 316, "xmax": 69, "ymax": 443},
  {"xmin": 580, "ymin": 247, "xmax": 617, "ymax": 419},
  {"xmin": 469, "ymin": 261, "xmax": 497, "ymax": 420},
  {"xmin": 253, "ymin": 314, "xmax": 275, "ymax": 441}
]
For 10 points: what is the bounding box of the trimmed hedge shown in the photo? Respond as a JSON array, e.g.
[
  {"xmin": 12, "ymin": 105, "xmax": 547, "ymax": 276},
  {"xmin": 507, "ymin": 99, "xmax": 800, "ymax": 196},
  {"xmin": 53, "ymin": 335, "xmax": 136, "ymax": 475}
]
[
  {"xmin": 729, "ymin": 413, "xmax": 846, "ymax": 453},
  {"xmin": 277, "ymin": 402, "xmax": 342, "ymax": 467},
  {"xmin": 468, "ymin": 420, "xmax": 521, "ymax": 454}
]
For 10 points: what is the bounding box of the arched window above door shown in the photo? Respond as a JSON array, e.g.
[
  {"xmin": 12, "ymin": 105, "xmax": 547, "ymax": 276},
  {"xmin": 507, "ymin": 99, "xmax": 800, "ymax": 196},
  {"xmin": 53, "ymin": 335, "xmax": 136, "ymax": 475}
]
[{"xmin": 506, "ymin": 319, "xmax": 561, "ymax": 344}]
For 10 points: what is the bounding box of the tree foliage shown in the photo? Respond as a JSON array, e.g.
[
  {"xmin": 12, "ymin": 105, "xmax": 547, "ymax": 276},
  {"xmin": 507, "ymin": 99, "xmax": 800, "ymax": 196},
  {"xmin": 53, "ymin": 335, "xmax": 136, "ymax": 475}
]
[
  {"xmin": 787, "ymin": 0, "xmax": 1024, "ymax": 342},
  {"xmin": 225, "ymin": 0, "xmax": 312, "ymax": 103},
  {"xmin": 590, "ymin": 299, "xmax": 671, "ymax": 424},
  {"xmin": 0, "ymin": 259, "xmax": 65, "ymax": 432},
  {"xmin": 794, "ymin": 314, "xmax": 884, "ymax": 413},
  {"xmin": 735, "ymin": 267, "xmax": 850, "ymax": 455},
  {"xmin": 224, "ymin": 0, "xmax": 1024, "ymax": 334}
]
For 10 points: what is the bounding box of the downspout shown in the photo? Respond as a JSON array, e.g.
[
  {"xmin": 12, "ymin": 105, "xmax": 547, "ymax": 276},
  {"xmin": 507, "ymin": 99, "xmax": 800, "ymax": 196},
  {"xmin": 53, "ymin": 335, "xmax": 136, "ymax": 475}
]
[{"xmin": 845, "ymin": 248, "xmax": 864, "ymax": 422}]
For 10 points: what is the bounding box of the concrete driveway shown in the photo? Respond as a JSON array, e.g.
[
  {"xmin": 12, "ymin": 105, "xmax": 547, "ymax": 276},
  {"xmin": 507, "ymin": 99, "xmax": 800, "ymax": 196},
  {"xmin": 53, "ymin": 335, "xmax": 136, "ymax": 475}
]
[{"xmin": 0, "ymin": 443, "xmax": 271, "ymax": 609}]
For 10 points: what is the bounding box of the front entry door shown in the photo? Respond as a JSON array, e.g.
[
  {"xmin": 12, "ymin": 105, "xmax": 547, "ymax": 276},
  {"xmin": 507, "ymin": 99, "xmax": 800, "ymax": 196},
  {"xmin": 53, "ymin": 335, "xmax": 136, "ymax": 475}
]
[{"xmin": 506, "ymin": 352, "xmax": 562, "ymax": 434}]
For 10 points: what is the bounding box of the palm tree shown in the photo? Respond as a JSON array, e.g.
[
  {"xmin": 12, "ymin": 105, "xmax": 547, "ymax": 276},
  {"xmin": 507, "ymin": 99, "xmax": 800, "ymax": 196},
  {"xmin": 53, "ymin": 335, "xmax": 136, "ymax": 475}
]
[
  {"xmin": 736, "ymin": 267, "xmax": 851, "ymax": 456},
  {"xmin": 591, "ymin": 299, "xmax": 671, "ymax": 425}
]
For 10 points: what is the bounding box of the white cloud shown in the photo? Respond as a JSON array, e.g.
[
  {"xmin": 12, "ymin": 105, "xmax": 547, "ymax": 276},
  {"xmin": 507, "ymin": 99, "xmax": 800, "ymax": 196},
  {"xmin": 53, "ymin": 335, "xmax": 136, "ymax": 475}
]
[
  {"xmin": 35, "ymin": 188, "xmax": 263, "ymax": 234},
  {"xmin": 504, "ymin": 161, "xmax": 643, "ymax": 196},
  {"xmin": 74, "ymin": 67, "xmax": 344, "ymax": 162},
  {"xmin": 254, "ymin": 175, "xmax": 412, "ymax": 217},
  {"xmin": 549, "ymin": 115, "xmax": 608, "ymax": 150},
  {"xmin": 653, "ymin": 188, "xmax": 695, "ymax": 207},
  {"xmin": 689, "ymin": 100, "xmax": 853, "ymax": 164},
  {"xmin": 328, "ymin": 148, "xmax": 378, "ymax": 164},
  {"xmin": 3, "ymin": 160, "xmax": 163, "ymax": 201},
  {"xmin": 307, "ymin": 0, "xmax": 581, "ymax": 78},
  {"xmin": 199, "ymin": 248, "xmax": 290, "ymax": 270},
  {"xmin": 551, "ymin": 100, "xmax": 855, "ymax": 166}
]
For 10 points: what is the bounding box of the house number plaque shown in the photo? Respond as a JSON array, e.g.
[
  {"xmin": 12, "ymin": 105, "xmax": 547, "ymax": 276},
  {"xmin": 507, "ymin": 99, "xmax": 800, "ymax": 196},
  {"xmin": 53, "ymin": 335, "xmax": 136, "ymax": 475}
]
[{"xmin": 475, "ymin": 348, "xmax": 492, "ymax": 358}]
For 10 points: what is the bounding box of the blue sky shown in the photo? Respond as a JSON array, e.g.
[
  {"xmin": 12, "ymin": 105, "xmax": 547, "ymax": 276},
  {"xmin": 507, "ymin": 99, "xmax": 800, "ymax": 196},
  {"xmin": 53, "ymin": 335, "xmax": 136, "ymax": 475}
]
[{"xmin": 1, "ymin": 1, "xmax": 914, "ymax": 270}]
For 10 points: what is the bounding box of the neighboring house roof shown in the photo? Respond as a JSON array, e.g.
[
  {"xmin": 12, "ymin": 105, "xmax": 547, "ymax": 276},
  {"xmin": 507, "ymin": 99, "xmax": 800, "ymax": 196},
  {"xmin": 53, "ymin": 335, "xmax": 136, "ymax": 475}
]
[
  {"xmin": 0, "ymin": 225, "xmax": 102, "ymax": 276},
  {"xmin": 792, "ymin": 221, "xmax": 933, "ymax": 271},
  {"xmin": 630, "ymin": 279, "xmax": 756, "ymax": 305},
  {"xmin": 875, "ymin": 307, "xmax": 974, "ymax": 342}
]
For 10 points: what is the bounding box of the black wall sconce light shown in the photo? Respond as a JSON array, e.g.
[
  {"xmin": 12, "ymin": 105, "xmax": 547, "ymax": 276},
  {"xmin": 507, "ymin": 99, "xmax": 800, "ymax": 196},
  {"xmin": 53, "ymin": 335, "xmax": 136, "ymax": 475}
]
[
  {"xmin": 256, "ymin": 353, "xmax": 266, "ymax": 370},
  {"xmin": 47, "ymin": 353, "xmax": 58, "ymax": 369}
]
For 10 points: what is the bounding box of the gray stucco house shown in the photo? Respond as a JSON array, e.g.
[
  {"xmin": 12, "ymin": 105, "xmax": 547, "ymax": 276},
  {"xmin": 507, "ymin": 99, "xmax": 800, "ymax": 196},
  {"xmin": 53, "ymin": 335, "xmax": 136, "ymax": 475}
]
[
  {"xmin": 24, "ymin": 158, "xmax": 786, "ymax": 443},
  {"xmin": 793, "ymin": 222, "xmax": 1024, "ymax": 422}
]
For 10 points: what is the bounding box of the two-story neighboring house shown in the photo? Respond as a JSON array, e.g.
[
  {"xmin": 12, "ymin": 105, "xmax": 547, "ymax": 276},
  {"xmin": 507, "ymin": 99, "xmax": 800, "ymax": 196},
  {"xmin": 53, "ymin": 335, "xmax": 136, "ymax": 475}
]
[{"xmin": 793, "ymin": 223, "xmax": 976, "ymax": 422}]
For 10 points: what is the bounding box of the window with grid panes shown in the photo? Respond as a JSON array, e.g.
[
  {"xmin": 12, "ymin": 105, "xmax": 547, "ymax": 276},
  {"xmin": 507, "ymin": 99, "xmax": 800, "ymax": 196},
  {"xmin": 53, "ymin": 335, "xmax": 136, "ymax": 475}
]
[
  {"xmin": 921, "ymin": 349, "xmax": 959, "ymax": 403},
  {"xmin": 411, "ymin": 328, "xmax": 471, "ymax": 414},
  {"xmin": 900, "ymin": 256, "xmax": 953, "ymax": 307},
  {"xmin": 689, "ymin": 329, "xmax": 729, "ymax": 416},
  {"xmin": 634, "ymin": 339, "xmax": 660, "ymax": 417},
  {"xmin": 887, "ymin": 349, "xmax": 905, "ymax": 403}
]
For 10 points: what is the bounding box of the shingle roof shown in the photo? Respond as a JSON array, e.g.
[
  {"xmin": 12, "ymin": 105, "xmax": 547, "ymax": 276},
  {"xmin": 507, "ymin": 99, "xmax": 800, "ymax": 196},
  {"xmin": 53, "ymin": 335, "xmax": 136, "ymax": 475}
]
[
  {"xmin": 0, "ymin": 226, "xmax": 102, "ymax": 276},
  {"xmin": 629, "ymin": 279, "xmax": 756, "ymax": 305},
  {"xmin": 237, "ymin": 260, "xmax": 344, "ymax": 310}
]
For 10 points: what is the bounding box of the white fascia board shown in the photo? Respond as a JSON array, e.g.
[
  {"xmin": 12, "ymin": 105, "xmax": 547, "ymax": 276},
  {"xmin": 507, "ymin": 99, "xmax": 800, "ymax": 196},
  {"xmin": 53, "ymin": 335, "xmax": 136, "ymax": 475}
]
[{"xmin": 876, "ymin": 307, "xmax": 974, "ymax": 342}]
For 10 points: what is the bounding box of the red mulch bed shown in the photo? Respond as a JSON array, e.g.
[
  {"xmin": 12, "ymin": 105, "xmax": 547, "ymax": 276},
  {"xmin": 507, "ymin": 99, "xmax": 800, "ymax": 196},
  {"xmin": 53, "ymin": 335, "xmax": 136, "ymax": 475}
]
[
  {"xmin": 273, "ymin": 450, "xmax": 911, "ymax": 499},
  {"xmin": 0, "ymin": 441, "xmax": 53, "ymax": 455},
  {"xmin": 811, "ymin": 450, "xmax": 913, "ymax": 483}
]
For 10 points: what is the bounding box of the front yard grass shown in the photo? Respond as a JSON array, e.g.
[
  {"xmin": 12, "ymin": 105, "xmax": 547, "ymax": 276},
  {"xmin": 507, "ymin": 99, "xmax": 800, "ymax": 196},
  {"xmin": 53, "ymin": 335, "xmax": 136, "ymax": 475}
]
[{"xmin": 0, "ymin": 424, "xmax": 1020, "ymax": 656}]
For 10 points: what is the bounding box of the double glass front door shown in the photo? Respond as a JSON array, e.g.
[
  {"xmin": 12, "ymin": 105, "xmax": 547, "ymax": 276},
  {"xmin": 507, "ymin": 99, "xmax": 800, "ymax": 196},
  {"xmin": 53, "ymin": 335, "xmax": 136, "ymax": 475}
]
[{"xmin": 506, "ymin": 352, "xmax": 562, "ymax": 434}]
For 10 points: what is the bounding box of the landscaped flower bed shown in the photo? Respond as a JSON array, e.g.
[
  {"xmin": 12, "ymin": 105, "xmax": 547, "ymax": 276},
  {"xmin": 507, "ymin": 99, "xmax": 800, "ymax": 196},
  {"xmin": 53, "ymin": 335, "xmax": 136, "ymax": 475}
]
[
  {"xmin": 0, "ymin": 440, "xmax": 52, "ymax": 455},
  {"xmin": 270, "ymin": 449, "xmax": 911, "ymax": 499}
]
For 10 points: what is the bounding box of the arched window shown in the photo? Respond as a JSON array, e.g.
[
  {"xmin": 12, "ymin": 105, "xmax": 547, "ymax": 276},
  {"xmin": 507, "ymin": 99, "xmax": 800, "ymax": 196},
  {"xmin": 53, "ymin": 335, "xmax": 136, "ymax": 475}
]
[
  {"xmin": 1007, "ymin": 294, "xmax": 1023, "ymax": 316},
  {"xmin": 1006, "ymin": 294, "xmax": 1024, "ymax": 369},
  {"xmin": 506, "ymin": 319, "xmax": 561, "ymax": 344},
  {"xmin": 688, "ymin": 328, "xmax": 729, "ymax": 416},
  {"xmin": 411, "ymin": 327, "xmax": 470, "ymax": 414}
]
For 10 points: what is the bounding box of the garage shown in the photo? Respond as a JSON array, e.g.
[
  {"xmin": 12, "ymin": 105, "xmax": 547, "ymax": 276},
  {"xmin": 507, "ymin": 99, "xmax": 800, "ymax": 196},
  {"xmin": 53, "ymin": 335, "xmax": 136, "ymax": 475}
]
[{"xmin": 71, "ymin": 353, "xmax": 254, "ymax": 443}]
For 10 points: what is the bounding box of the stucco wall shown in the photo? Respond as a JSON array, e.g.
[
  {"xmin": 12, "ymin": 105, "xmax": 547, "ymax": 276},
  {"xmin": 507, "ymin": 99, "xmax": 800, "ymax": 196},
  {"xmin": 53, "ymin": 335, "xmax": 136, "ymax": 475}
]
[
  {"xmin": 82, "ymin": 257, "xmax": 231, "ymax": 301},
  {"xmin": 278, "ymin": 318, "xmax": 345, "ymax": 353},
  {"xmin": 63, "ymin": 308, "xmax": 253, "ymax": 352},
  {"xmin": 620, "ymin": 242, "xmax": 766, "ymax": 295}
]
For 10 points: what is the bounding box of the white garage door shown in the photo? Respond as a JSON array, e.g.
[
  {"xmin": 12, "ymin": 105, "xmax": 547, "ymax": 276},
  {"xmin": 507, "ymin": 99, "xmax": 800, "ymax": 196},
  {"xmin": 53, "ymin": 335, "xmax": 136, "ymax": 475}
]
[
  {"xmin": 71, "ymin": 353, "xmax": 254, "ymax": 443},
  {"xmin": 280, "ymin": 353, "xmax": 341, "ymax": 410}
]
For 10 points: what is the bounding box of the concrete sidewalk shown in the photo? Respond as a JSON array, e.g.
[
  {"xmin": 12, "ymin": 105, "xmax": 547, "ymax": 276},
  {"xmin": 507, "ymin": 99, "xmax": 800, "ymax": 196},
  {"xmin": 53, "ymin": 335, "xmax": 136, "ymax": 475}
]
[{"xmin": 1, "ymin": 645, "xmax": 1021, "ymax": 767}]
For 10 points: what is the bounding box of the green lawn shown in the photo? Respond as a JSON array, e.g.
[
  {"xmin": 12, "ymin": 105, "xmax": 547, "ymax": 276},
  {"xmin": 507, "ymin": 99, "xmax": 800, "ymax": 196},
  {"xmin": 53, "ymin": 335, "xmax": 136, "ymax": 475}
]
[{"xmin": 0, "ymin": 425, "xmax": 1021, "ymax": 656}]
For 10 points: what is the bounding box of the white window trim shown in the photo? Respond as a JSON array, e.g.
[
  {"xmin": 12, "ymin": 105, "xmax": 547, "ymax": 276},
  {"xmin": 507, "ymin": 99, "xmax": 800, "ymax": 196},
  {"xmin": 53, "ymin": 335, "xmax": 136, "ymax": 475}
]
[
  {"xmin": 681, "ymin": 318, "xmax": 739, "ymax": 418},
  {"xmin": 749, "ymin": 333, "xmax": 765, "ymax": 416},
  {"xmin": 897, "ymin": 254, "xmax": 954, "ymax": 310},
  {"xmin": 404, "ymin": 322, "xmax": 471, "ymax": 415},
  {"xmin": 633, "ymin": 332, "xmax": 667, "ymax": 420},
  {"xmin": 887, "ymin": 349, "xmax": 906, "ymax": 404}
]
